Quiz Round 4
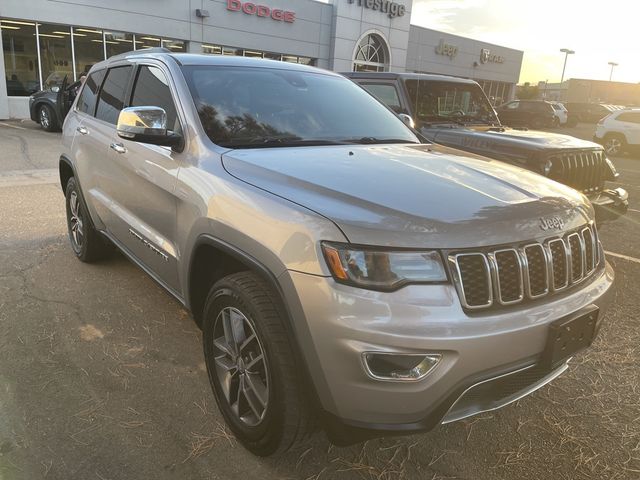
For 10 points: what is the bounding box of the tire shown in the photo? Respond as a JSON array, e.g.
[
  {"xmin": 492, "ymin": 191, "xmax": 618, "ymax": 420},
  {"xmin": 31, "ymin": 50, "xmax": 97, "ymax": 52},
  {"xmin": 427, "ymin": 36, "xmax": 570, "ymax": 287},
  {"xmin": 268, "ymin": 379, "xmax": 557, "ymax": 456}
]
[
  {"xmin": 202, "ymin": 272, "xmax": 314, "ymax": 456},
  {"xmin": 552, "ymin": 117, "xmax": 560, "ymax": 128},
  {"xmin": 38, "ymin": 104, "xmax": 58, "ymax": 132},
  {"xmin": 603, "ymin": 133, "xmax": 626, "ymax": 156},
  {"xmin": 65, "ymin": 177, "xmax": 111, "ymax": 262}
]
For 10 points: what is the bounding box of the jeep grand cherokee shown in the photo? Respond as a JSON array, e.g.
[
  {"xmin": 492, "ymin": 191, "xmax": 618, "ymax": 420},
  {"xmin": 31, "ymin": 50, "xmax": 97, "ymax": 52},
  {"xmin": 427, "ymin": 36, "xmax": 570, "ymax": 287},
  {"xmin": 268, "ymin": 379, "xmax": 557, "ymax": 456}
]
[{"xmin": 60, "ymin": 49, "xmax": 615, "ymax": 456}]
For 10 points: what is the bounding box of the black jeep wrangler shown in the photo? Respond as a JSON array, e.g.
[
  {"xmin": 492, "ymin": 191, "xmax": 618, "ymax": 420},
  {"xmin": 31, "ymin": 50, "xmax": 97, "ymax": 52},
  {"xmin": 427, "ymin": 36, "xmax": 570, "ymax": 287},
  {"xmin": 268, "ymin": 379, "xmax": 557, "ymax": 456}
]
[{"xmin": 344, "ymin": 72, "xmax": 628, "ymax": 221}]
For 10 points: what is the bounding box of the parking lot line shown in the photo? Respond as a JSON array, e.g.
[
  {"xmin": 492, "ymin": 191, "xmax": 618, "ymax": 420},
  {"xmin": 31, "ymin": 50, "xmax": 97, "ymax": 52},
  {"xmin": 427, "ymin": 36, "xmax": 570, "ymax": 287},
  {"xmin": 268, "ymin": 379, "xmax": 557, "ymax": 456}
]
[
  {"xmin": 605, "ymin": 251, "xmax": 640, "ymax": 265},
  {"xmin": 0, "ymin": 122, "xmax": 28, "ymax": 130}
]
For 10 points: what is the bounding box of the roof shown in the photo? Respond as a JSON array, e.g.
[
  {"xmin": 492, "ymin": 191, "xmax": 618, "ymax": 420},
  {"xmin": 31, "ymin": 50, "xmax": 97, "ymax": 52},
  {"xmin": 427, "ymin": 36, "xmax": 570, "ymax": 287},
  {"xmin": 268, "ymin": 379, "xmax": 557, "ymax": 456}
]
[
  {"xmin": 91, "ymin": 48, "xmax": 336, "ymax": 75},
  {"xmin": 342, "ymin": 72, "xmax": 479, "ymax": 84}
]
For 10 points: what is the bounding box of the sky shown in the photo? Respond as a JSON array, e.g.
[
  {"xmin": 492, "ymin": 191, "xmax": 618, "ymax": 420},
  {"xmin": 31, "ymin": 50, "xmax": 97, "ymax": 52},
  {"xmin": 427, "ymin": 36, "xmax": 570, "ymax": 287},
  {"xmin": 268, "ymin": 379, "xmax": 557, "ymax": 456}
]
[{"xmin": 410, "ymin": 0, "xmax": 640, "ymax": 85}]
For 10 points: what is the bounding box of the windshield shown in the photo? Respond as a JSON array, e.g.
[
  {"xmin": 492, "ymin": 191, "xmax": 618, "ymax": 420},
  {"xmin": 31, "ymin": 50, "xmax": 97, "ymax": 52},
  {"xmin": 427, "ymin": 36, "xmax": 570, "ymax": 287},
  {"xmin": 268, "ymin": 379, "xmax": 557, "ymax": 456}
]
[
  {"xmin": 404, "ymin": 79, "xmax": 499, "ymax": 126},
  {"xmin": 181, "ymin": 66, "xmax": 420, "ymax": 148}
]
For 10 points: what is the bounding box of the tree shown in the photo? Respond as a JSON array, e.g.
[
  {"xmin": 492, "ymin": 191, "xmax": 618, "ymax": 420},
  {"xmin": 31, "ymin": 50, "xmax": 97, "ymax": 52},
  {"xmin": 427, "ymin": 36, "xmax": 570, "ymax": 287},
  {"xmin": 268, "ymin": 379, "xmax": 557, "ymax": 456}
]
[{"xmin": 517, "ymin": 82, "xmax": 540, "ymax": 100}]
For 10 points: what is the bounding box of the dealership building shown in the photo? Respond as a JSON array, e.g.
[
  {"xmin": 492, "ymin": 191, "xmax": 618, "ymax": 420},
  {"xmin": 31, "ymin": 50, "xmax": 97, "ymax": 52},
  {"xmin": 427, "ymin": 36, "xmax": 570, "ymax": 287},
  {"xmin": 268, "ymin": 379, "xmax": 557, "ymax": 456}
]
[{"xmin": 0, "ymin": 0, "xmax": 523, "ymax": 119}]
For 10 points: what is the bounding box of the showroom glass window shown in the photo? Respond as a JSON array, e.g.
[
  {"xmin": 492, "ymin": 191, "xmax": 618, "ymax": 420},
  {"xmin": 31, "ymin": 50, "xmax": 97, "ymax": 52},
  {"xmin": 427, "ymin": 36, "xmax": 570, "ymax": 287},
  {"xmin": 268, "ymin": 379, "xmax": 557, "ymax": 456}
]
[
  {"xmin": 161, "ymin": 39, "xmax": 186, "ymax": 53},
  {"xmin": 105, "ymin": 31, "xmax": 134, "ymax": 58},
  {"xmin": 1, "ymin": 19, "xmax": 39, "ymax": 96},
  {"xmin": 73, "ymin": 27, "xmax": 104, "ymax": 77},
  {"xmin": 353, "ymin": 34, "xmax": 388, "ymax": 72},
  {"xmin": 130, "ymin": 65, "xmax": 180, "ymax": 133},
  {"xmin": 39, "ymin": 23, "xmax": 73, "ymax": 90},
  {"xmin": 76, "ymin": 68, "xmax": 106, "ymax": 115},
  {"xmin": 95, "ymin": 65, "xmax": 133, "ymax": 125},
  {"xmin": 136, "ymin": 35, "xmax": 161, "ymax": 50}
]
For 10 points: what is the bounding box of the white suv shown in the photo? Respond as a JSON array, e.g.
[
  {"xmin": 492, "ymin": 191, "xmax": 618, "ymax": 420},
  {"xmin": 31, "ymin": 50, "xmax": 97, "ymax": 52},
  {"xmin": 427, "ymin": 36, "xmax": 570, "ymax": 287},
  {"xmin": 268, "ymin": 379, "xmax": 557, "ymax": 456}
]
[{"xmin": 594, "ymin": 108, "xmax": 640, "ymax": 155}]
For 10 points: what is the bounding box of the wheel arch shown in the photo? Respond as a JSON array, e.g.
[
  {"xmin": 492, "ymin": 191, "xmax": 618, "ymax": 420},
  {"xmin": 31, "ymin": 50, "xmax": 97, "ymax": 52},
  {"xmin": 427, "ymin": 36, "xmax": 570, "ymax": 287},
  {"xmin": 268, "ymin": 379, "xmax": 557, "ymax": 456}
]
[
  {"xmin": 186, "ymin": 234, "xmax": 329, "ymax": 414},
  {"xmin": 59, "ymin": 155, "xmax": 76, "ymax": 193}
]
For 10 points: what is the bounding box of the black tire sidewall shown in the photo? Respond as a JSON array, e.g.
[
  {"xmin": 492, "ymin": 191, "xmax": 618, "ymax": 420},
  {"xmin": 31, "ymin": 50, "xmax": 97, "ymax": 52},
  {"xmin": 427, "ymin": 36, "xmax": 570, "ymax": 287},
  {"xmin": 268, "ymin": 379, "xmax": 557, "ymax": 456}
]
[
  {"xmin": 202, "ymin": 280, "xmax": 288, "ymax": 455},
  {"xmin": 39, "ymin": 105, "xmax": 57, "ymax": 132},
  {"xmin": 65, "ymin": 178, "xmax": 86, "ymax": 258}
]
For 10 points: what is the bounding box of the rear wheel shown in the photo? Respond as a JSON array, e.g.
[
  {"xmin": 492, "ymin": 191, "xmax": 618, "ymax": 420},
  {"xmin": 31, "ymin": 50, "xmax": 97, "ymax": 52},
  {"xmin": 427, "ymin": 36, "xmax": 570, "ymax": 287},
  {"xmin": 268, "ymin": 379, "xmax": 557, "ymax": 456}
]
[
  {"xmin": 65, "ymin": 177, "xmax": 111, "ymax": 262},
  {"xmin": 38, "ymin": 104, "xmax": 58, "ymax": 132},
  {"xmin": 603, "ymin": 134, "xmax": 626, "ymax": 156},
  {"xmin": 202, "ymin": 272, "xmax": 314, "ymax": 456}
]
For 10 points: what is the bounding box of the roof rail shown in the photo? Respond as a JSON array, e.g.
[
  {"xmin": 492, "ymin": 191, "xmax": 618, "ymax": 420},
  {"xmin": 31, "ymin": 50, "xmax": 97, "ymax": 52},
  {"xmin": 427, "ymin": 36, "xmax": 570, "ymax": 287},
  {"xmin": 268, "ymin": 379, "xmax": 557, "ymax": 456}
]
[{"xmin": 107, "ymin": 47, "xmax": 172, "ymax": 62}]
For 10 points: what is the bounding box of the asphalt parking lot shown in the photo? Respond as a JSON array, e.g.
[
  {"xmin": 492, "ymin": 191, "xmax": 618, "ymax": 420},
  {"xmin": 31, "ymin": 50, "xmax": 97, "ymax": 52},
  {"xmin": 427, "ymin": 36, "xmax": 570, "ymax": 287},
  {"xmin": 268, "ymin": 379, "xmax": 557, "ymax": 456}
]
[{"xmin": 0, "ymin": 119, "xmax": 638, "ymax": 480}]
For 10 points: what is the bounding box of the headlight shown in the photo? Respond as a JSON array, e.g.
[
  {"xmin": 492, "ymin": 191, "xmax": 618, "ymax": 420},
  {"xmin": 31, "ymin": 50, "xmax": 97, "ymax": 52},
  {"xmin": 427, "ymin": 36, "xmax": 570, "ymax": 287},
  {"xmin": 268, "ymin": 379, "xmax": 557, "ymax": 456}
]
[{"xmin": 321, "ymin": 242, "xmax": 447, "ymax": 291}]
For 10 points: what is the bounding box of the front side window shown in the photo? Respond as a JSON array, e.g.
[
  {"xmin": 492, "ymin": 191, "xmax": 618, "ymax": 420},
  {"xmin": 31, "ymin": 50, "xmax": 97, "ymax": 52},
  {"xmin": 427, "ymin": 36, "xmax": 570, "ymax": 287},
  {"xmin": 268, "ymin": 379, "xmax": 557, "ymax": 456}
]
[
  {"xmin": 405, "ymin": 79, "xmax": 500, "ymax": 125},
  {"xmin": 361, "ymin": 84, "xmax": 402, "ymax": 113},
  {"xmin": 182, "ymin": 66, "xmax": 418, "ymax": 149},
  {"xmin": 130, "ymin": 65, "xmax": 180, "ymax": 133},
  {"xmin": 77, "ymin": 69, "xmax": 106, "ymax": 115},
  {"xmin": 95, "ymin": 65, "xmax": 133, "ymax": 125},
  {"xmin": 1, "ymin": 19, "xmax": 40, "ymax": 96}
]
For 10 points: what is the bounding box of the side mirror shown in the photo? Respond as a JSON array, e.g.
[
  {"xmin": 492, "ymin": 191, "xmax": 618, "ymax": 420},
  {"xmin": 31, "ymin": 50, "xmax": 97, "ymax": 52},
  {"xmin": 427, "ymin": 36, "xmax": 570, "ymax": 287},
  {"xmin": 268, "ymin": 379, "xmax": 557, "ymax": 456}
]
[
  {"xmin": 117, "ymin": 106, "xmax": 182, "ymax": 148},
  {"xmin": 398, "ymin": 113, "xmax": 415, "ymax": 129}
]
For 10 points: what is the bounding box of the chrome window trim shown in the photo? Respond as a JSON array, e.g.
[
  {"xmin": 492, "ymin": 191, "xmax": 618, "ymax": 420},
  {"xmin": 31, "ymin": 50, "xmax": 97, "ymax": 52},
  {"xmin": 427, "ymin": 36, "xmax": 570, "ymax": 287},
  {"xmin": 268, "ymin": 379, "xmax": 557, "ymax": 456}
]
[
  {"xmin": 450, "ymin": 253, "xmax": 493, "ymax": 309},
  {"xmin": 489, "ymin": 248, "xmax": 524, "ymax": 305}
]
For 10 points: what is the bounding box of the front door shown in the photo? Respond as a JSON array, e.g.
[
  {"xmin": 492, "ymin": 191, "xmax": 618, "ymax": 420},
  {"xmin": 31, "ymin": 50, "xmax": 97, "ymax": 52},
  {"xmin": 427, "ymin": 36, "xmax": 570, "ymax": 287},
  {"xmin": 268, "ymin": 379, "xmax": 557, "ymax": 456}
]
[{"xmin": 97, "ymin": 63, "xmax": 183, "ymax": 293}]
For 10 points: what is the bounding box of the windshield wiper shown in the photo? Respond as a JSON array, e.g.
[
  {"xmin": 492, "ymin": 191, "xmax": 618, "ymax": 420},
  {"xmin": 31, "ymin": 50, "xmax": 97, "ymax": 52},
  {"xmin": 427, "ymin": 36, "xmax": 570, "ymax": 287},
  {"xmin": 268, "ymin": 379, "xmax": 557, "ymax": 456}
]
[
  {"xmin": 223, "ymin": 137, "xmax": 350, "ymax": 149},
  {"xmin": 343, "ymin": 137, "xmax": 419, "ymax": 145}
]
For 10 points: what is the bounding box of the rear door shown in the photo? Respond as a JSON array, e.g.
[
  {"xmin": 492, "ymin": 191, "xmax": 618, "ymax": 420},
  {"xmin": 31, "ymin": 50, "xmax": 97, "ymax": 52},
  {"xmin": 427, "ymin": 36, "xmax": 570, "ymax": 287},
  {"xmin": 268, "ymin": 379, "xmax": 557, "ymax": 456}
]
[
  {"xmin": 498, "ymin": 100, "xmax": 520, "ymax": 125},
  {"xmin": 98, "ymin": 62, "xmax": 183, "ymax": 293},
  {"xmin": 615, "ymin": 112, "xmax": 640, "ymax": 145}
]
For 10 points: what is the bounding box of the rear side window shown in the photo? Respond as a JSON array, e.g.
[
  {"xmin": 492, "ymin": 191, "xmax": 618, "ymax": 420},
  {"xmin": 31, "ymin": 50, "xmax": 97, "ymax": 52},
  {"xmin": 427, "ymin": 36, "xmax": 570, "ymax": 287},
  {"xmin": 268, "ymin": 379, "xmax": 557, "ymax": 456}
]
[
  {"xmin": 361, "ymin": 83, "xmax": 402, "ymax": 113},
  {"xmin": 95, "ymin": 66, "xmax": 133, "ymax": 125},
  {"xmin": 76, "ymin": 69, "xmax": 106, "ymax": 115},
  {"xmin": 616, "ymin": 112, "xmax": 640, "ymax": 124},
  {"xmin": 130, "ymin": 65, "xmax": 181, "ymax": 133}
]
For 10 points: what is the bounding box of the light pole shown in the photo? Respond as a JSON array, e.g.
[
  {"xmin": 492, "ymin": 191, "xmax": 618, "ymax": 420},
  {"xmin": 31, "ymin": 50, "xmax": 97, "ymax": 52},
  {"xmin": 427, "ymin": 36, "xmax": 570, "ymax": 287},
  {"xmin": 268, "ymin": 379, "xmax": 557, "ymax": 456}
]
[
  {"xmin": 560, "ymin": 48, "xmax": 575, "ymax": 83},
  {"xmin": 608, "ymin": 62, "xmax": 618, "ymax": 81}
]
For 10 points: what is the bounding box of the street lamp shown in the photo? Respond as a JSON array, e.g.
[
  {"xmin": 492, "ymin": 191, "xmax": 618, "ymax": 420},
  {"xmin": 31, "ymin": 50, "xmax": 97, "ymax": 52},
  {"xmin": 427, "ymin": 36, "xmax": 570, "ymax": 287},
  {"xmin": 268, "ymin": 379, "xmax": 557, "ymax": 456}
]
[
  {"xmin": 560, "ymin": 48, "xmax": 575, "ymax": 83},
  {"xmin": 608, "ymin": 62, "xmax": 619, "ymax": 81}
]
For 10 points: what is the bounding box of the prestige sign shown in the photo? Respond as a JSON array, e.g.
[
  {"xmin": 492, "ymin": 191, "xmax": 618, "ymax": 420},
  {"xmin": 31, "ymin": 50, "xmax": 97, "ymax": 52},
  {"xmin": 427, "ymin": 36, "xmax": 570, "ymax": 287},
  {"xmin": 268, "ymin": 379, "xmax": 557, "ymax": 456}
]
[
  {"xmin": 347, "ymin": 0, "xmax": 406, "ymax": 18},
  {"xmin": 480, "ymin": 48, "xmax": 505, "ymax": 64},
  {"xmin": 226, "ymin": 0, "xmax": 295, "ymax": 23}
]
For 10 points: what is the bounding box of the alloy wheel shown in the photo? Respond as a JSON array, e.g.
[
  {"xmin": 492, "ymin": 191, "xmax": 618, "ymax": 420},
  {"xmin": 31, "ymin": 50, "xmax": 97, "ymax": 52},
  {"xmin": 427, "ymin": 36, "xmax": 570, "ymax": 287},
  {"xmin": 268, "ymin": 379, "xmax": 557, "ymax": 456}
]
[
  {"xmin": 69, "ymin": 191, "xmax": 84, "ymax": 250},
  {"xmin": 605, "ymin": 138, "xmax": 622, "ymax": 155},
  {"xmin": 40, "ymin": 107, "xmax": 50, "ymax": 129},
  {"xmin": 213, "ymin": 306, "xmax": 269, "ymax": 427}
]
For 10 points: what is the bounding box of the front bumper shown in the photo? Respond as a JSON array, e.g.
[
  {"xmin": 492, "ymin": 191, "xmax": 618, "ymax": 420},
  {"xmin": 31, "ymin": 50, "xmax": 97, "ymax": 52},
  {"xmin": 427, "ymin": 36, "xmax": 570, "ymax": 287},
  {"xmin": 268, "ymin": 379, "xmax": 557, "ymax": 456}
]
[
  {"xmin": 589, "ymin": 187, "xmax": 629, "ymax": 222},
  {"xmin": 281, "ymin": 261, "xmax": 615, "ymax": 442}
]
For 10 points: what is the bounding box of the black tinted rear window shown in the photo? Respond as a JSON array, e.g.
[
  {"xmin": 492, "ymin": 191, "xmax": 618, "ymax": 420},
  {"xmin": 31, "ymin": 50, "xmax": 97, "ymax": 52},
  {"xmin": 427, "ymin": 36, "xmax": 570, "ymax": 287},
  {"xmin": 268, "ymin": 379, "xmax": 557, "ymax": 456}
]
[
  {"xmin": 95, "ymin": 66, "xmax": 133, "ymax": 125},
  {"xmin": 77, "ymin": 69, "xmax": 105, "ymax": 115}
]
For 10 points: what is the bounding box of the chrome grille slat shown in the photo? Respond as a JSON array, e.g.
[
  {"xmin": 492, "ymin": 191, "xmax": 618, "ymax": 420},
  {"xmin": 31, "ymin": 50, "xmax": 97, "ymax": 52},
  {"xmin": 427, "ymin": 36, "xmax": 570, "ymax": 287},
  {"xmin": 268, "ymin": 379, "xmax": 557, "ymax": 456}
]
[
  {"xmin": 549, "ymin": 151, "xmax": 606, "ymax": 193},
  {"xmin": 452, "ymin": 224, "xmax": 600, "ymax": 310}
]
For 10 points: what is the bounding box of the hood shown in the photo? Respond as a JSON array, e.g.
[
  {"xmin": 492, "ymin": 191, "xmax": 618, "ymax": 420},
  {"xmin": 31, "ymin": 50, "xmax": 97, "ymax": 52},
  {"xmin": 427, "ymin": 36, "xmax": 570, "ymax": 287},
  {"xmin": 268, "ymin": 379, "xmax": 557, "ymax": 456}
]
[
  {"xmin": 221, "ymin": 144, "xmax": 592, "ymax": 249},
  {"xmin": 30, "ymin": 90, "xmax": 56, "ymax": 101},
  {"xmin": 430, "ymin": 125, "xmax": 602, "ymax": 154}
]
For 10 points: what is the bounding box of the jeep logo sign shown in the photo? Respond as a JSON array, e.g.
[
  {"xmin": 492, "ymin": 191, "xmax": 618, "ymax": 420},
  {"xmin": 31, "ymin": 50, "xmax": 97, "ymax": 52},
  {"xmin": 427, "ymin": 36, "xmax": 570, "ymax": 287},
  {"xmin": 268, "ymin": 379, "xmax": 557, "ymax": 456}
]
[
  {"xmin": 347, "ymin": 0, "xmax": 406, "ymax": 18},
  {"xmin": 539, "ymin": 216, "xmax": 565, "ymax": 231},
  {"xmin": 435, "ymin": 39, "xmax": 458, "ymax": 59},
  {"xmin": 227, "ymin": 0, "xmax": 296, "ymax": 23}
]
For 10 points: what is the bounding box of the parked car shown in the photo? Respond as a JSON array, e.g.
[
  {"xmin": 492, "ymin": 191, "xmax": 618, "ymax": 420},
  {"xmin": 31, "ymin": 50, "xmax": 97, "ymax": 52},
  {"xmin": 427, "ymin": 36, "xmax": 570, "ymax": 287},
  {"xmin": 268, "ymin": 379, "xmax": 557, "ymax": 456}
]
[
  {"xmin": 29, "ymin": 76, "xmax": 82, "ymax": 132},
  {"xmin": 61, "ymin": 49, "xmax": 615, "ymax": 456},
  {"xmin": 550, "ymin": 102, "xmax": 569, "ymax": 125},
  {"xmin": 344, "ymin": 72, "xmax": 628, "ymax": 222},
  {"xmin": 495, "ymin": 99, "xmax": 558, "ymax": 128},
  {"xmin": 594, "ymin": 108, "xmax": 640, "ymax": 155},
  {"xmin": 566, "ymin": 103, "xmax": 619, "ymax": 124}
]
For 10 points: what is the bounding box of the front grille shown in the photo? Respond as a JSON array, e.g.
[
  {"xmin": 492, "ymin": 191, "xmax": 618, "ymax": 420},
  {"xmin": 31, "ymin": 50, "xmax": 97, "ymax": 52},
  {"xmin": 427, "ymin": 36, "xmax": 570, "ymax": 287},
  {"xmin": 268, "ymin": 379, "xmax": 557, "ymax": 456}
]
[
  {"xmin": 450, "ymin": 223, "xmax": 600, "ymax": 310},
  {"xmin": 548, "ymin": 150, "xmax": 606, "ymax": 193}
]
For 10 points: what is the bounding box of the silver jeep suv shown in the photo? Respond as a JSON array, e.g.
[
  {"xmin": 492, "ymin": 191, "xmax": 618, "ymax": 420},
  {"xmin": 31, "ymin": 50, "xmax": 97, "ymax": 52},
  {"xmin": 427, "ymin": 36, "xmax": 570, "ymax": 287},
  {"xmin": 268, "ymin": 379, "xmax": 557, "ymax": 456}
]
[{"xmin": 60, "ymin": 49, "xmax": 615, "ymax": 456}]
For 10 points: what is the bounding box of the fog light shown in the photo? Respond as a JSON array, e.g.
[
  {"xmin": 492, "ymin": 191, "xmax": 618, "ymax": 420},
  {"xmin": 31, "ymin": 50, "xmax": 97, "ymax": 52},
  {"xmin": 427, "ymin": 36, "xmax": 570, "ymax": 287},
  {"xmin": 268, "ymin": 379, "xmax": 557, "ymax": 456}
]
[{"xmin": 362, "ymin": 352, "xmax": 440, "ymax": 381}]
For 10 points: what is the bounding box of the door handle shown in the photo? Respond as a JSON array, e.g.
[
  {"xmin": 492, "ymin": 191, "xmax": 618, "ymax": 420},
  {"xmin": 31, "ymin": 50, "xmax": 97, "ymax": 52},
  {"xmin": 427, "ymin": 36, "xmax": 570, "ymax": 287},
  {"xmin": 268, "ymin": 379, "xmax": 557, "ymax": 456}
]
[
  {"xmin": 76, "ymin": 126, "xmax": 88, "ymax": 135},
  {"xmin": 110, "ymin": 143, "xmax": 127, "ymax": 154}
]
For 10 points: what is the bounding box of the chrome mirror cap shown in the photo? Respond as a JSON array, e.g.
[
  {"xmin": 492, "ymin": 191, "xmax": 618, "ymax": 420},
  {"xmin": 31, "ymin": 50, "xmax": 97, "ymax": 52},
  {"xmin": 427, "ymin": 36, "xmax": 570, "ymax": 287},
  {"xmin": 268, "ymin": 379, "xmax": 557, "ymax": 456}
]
[
  {"xmin": 117, "ymin": 106, "xmax": 168, "ymax": 139},
  {"xmin": 398, "ymin": 113, "xmax": 415, "ymax": 129}
]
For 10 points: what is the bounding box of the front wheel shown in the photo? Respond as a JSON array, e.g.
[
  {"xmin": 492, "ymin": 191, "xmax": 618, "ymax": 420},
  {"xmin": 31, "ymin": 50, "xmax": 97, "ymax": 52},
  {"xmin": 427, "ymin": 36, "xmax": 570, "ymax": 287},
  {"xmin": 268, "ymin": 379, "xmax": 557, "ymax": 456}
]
[{"xmin": 202, "ymin": 272, "xmax": 314, "ymax": 456}]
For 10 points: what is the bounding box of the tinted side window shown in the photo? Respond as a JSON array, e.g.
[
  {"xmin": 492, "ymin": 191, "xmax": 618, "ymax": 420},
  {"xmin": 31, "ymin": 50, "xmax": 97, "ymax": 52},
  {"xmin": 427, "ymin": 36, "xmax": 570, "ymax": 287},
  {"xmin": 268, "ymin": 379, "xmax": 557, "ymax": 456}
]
[
  {"xmin": 361, "ymin": 83, "xmax": 402, "ymax": 112},
  {"xmin": 131, "ymin": 65, "xmax": 180, "ymax": 133},
  {"xmin": 77, "ymin": 69, "xmax": 106, "ymax": 115},
  {"xmin": 616, "ymin": 112, "xmax": 640, "ymax": 124},
  {"xmin": 95, "ymin": 66, "xmax": 133, "ymax": 125}
]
